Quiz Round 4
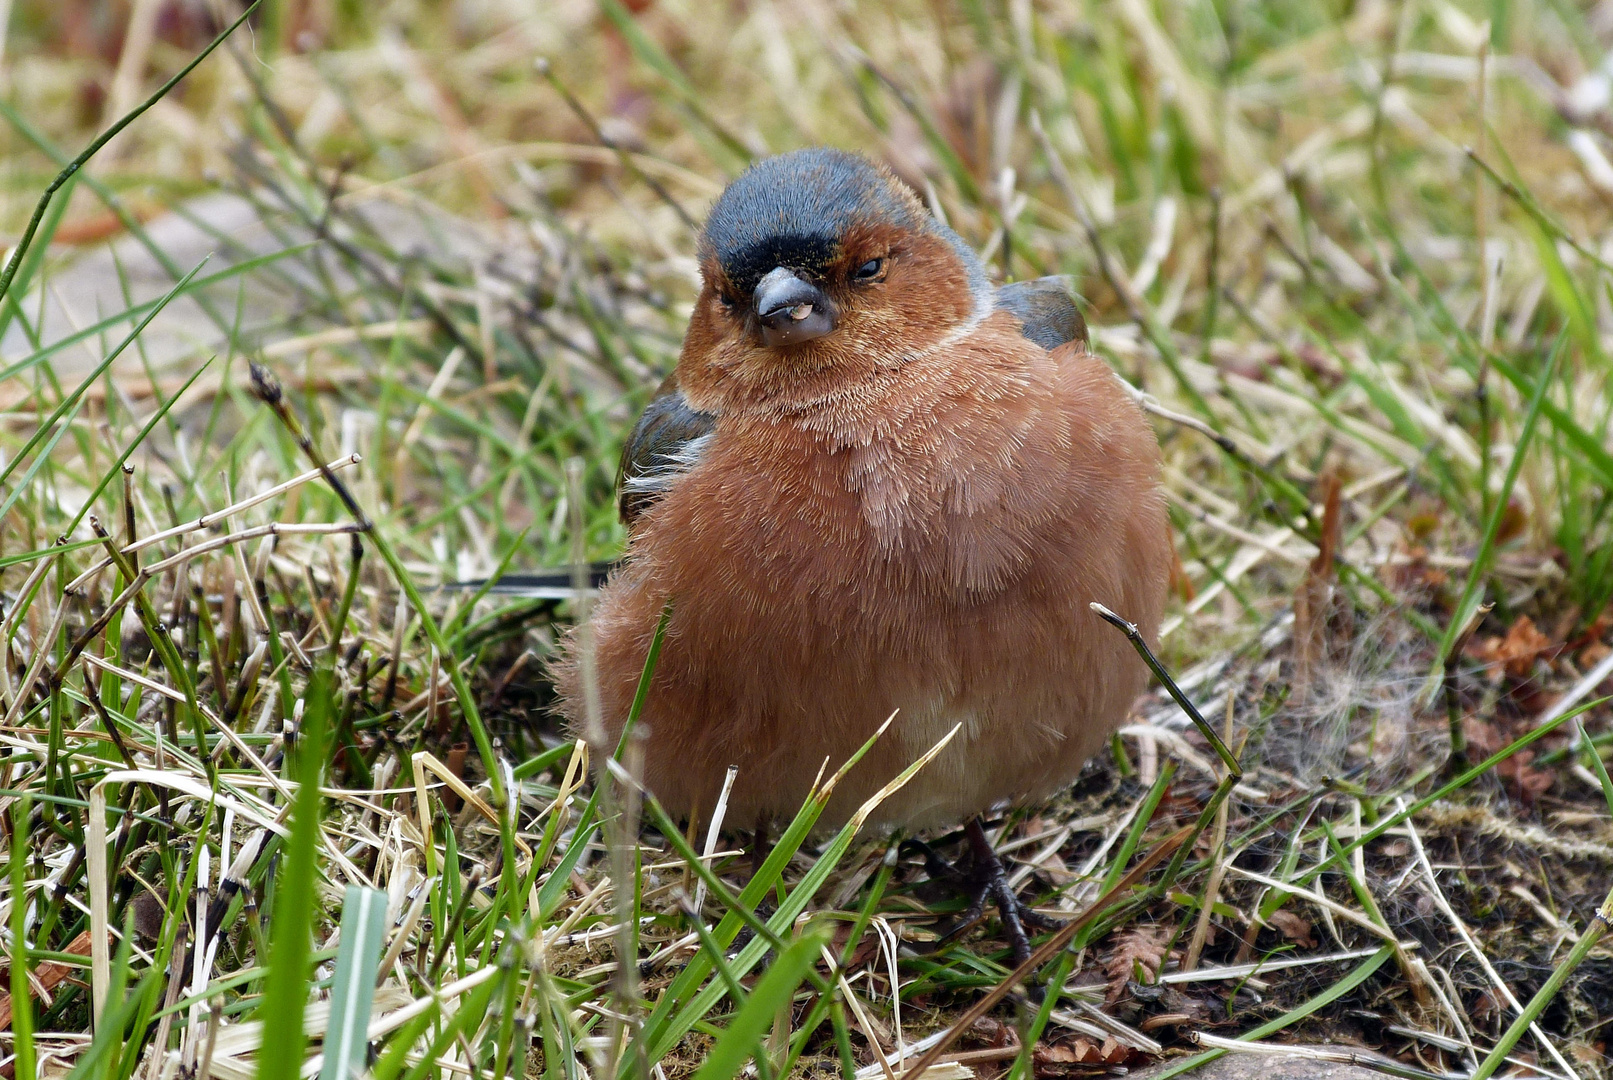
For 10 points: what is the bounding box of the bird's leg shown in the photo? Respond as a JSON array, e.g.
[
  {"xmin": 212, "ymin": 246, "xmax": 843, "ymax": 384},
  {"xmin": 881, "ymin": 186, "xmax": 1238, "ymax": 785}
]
[
  {"xmin": 727, "ymin": 823, "xmax": 778, "ymax": 956},
  {"xmin": 750, "ymin": 821, "xmax": 771, "ymax": 880},
  {"xmin": 900, "ymin": 835, "xmax": 969, "ymax": 886},
  {"xmin": 749, "ymin": 821, "xmax": 776, "ymax": 920},
  {"xmin": 960, "ymin": 817, "xmax": 1061, "ymax": 969}
]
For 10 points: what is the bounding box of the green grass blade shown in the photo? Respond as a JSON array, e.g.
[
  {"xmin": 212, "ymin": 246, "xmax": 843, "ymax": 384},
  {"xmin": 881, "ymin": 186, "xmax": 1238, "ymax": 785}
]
[
  {"xmin": 317, "ymin": 886, "xmax": 389, "ymax": 1080},
  {"xmin": 0, "ymin": 244, "xmax": 313, "ymax": 387},
  {"xmin": 1147, "ymin": 946, "xmax": 1394, "ymax": 1080},
  {"xmin": 1300, "ymin": 697, "xmax": 1608, "ymax": 886},
  {"xmin": 1469, "ymin": 900, "xmax": 1609, "ymax": 1080},
  {"xmin": 1429, "ymin": 334, "xmax": 1565, "ymax": 691},
  {"xmin": 370, "ymin": 1004, "xmax": 440, "ymax": 1080},
  {"xmin": 0, "ymin": 396, "xmax": 87, "ymax": 524},
  {"xmin": 0, "ymin": 1, "xmax": 261, "ymax": 307},
  {"xmin": 0, "ymin": 257, "xmax": 207, "ymax": 493},
  {"xmin": 0, "ymin": 172, "xmax": 77, "ymax": 343},
  {"xmin": 398, "ymin": 974, "xmax": 502, "ymax": 1080},
  {"xmin": 1101, "ymin": 759, "xmax": 1177, "ymax": 894},
  {"xmin": 255, "ymin": 668, "xmax": 332, "ymax": 1079},
  {"xmin": 10, "ymin": 797, "xmax": 36, "ymax": 1080},
  {"xmin": 689, "ymin": 927, "xmax": 831, "ymax": 1080},
  {"xmin": 65, "ymin": 357, "xmax": 215, "ymax": 534},
  {"xmin": 1579, "ymin": 718, "xmax": 1613, "ymax": 819},
  {"xmin": 643, "ymin": 720, "xmax": 953, "ymax": 1064}
]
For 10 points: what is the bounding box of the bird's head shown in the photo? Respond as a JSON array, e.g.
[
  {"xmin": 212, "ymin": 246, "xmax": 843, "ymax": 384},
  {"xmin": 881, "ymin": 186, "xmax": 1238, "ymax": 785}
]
[{"xmin": 677, "ymin": 148, "xmax": 992, "ymax": 410}]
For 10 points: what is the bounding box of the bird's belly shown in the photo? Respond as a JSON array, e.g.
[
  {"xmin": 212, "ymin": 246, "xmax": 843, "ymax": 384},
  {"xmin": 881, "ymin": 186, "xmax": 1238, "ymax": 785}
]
[
  {"xmin": 828, "ymin": 689, "xmax": 1110, "ymax": 830},
  {"xmin": 636, "ymin": 601, "xmax": 1121, "ymax": 832},
  {"xmin": 611, "ymin": 496, "xmax": 1137, "ymax": 828}
]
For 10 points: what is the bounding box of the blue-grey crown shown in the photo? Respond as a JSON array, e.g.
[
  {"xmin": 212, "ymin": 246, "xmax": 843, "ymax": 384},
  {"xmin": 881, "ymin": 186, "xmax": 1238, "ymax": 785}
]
[{"xmin": 700, "ymin": 148, "xmax": 986, "ymax": 302}]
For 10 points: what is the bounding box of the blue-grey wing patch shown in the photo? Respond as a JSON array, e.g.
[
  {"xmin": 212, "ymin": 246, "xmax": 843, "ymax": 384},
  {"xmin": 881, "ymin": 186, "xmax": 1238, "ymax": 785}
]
[
  {"xmin": 618, "ymin": 373, "xmax": 718, "ymax": 527},
  {"xmin": 995, "ymin": 277, "xmax": 1088, "ymax": 352}
]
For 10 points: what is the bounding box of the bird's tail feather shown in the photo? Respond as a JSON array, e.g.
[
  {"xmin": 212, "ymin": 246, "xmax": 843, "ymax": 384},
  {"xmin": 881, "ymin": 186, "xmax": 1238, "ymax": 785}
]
[{"xmin": 443, "ymin": 562, "xmax": 614, "ymax": 598}]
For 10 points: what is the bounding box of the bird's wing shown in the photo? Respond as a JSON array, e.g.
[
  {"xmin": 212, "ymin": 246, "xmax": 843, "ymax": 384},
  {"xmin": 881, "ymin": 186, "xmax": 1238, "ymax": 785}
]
[
  {"xmin": 994, "ymin": 276, "xmax": 1088, "ymax": 352},
  {"xmin": 618, "ymin": 372, "xmax": 719, "ymax": 527}
]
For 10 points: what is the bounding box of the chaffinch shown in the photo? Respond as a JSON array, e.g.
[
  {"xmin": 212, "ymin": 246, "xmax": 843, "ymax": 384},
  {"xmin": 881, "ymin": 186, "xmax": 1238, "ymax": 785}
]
[{"xmin": 553, "ymin": 147, "xmax": 1169, "ymax": 963}]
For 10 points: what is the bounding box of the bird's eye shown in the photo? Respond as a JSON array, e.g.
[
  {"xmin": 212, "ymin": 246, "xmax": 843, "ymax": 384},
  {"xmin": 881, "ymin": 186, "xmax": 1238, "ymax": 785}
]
[
  {"xmin": 853, "ymin": 258, "xmax": 884, "ymax": 281},
  {"xmin": 717, "ymin": 291, "xmax": 737, "ymax": 309}
]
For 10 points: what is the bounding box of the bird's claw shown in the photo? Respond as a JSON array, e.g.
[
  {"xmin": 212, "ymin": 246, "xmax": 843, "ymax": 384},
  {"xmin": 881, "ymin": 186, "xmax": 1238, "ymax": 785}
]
[
  {"xmin": 933, "ymin": 818, "xmax": 1065, "ymax": 970},
  {"xmin": 965, "ymin": 852, "xmax": 1061, "ymax": 969}
]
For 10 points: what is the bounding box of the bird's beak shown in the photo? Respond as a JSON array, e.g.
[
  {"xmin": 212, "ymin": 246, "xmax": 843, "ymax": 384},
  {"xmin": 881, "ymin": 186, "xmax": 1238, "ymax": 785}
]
[{"xmin": 753, "ymin": 267, "xmax": 838, "ymax": 347}]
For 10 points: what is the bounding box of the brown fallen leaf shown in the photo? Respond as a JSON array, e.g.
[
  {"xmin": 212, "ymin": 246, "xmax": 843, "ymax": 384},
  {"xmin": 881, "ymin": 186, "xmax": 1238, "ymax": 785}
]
[
  {"xmin": 1567, "ymin": 607, "xmax": 1612, "ymax": 654},
  {"xmin": 1389, "ymin": 542, "xmax": 1448, "ymax": 591},
  {"xmin": 1497, "ymin": 752, "xmax": 1555, "ymax": 802},
  {"xmin": 1139, "ymin": 1013, "xmax": 1196, "ymax": 1032},
  {"xmin": 442, "ymin": 742, "xmax": 468, "ymax": 811},
  {"xmin": 1472, "ymin": 615, "xmax": 1556, "ymax": 679},
  {"xmin": 1580, "ymin": 641, "xmax": 1611, "ymax": 669},
  {"xmin": 1036, "ymin": 1039, "xmax": 1095, "ymax": 1065},
  {"xmin": 969, "ymin": 1016, "xmax": 1017, "ymax": 1048},
  {"xmin": 0, "ymin": 929, "xmax": 98, "ymax": 1031},
  {"xmin": 1463, "ymin": 717, "xmax": 1504, "ymax": 757},
  {"xmin": 1103, "ymin": 924, "xmax": 1171, "ymax": 1003},
  {"xmin": 49, "ymin": 201, "xmax": 162, "ymax": 246},
  {"xmin": 1266, "ymin": 909, "xmax": 1316, "ymax": 948},
  {"xmin": 1035, "ymin": 1035, "xmax": 1147, "ymax": 1071},
  {"xmin": 1043, "ymin": 1037, "xmax": 1108, "ymax": 1067},
  {"xmin": 1495, "ymin": 497, "xmax": 1529, "ymax": 544}
]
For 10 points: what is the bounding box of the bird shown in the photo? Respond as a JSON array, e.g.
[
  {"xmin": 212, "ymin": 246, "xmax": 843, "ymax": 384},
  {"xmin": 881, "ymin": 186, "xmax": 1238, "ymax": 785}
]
[{"xmin": 551, "ymin": 147, "xmax": 1170, "ymax": 966}]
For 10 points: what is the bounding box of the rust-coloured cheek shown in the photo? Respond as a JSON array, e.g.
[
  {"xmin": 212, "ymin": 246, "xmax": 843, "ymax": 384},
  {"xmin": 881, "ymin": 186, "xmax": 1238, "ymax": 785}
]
[{"xmin": 677, "ymin": 228, "xmax": 982, "ymax": 412}]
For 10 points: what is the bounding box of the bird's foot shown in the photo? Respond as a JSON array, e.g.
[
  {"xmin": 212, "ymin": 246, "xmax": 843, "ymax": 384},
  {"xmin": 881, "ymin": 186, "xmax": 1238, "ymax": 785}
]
[{"xmin": 941, "ymin": 818, "xmax": 1062, "ymax": 970}]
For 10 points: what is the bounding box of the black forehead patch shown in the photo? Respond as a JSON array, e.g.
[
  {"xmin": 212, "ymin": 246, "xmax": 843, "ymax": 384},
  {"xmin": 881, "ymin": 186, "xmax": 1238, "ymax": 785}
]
[{"xmin": 700, "ymin": 148, "xmax": 923, "ymax": 296}]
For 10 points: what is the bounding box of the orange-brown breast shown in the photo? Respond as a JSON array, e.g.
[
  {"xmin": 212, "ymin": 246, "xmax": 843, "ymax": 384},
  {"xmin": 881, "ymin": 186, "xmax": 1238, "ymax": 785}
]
[{"xmin": 555, "ymin": 312, "xmax": 1169, "ymax": 830}]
